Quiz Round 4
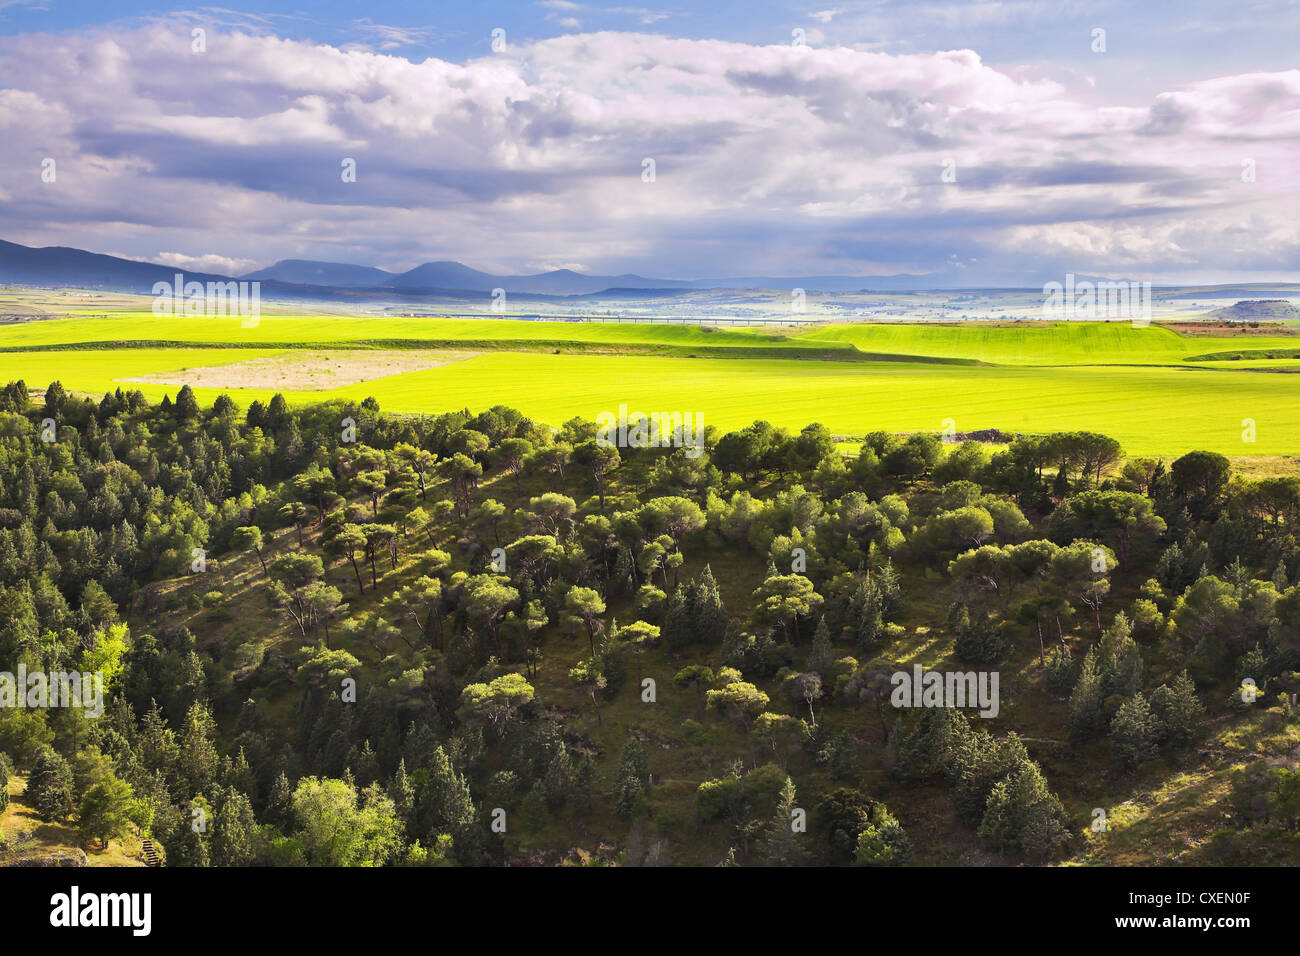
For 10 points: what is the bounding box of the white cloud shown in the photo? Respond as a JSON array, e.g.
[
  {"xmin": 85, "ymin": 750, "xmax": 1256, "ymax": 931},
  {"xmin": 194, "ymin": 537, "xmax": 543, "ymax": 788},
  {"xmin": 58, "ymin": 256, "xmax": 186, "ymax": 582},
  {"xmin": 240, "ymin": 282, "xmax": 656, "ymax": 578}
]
[
  {"xmin": 154, "ymin": 252, "xmax": 261, "ymax": 275},
  {"xmin": 349, "ymin": 19, "xmax": 445, "ymax": 51},
  {"xmin": 0, "ymin": 24, "xmax": 1295, "ymax": 281}
]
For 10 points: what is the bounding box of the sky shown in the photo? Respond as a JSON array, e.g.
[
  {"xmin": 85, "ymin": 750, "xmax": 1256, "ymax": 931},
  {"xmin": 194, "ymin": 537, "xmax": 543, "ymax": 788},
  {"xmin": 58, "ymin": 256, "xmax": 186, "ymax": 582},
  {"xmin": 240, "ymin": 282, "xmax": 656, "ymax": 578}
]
[{"xmin": 0, "ymin": 0, "xmax": 1298, "ymax": 284}]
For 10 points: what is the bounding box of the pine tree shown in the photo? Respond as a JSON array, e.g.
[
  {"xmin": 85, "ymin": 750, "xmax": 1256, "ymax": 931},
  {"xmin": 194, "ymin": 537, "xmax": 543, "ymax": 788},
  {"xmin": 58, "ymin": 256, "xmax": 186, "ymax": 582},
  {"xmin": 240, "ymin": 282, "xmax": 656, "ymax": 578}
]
[
  {"xmin": 761, "ymin": 777, "xmax": 806, "ymax": 865},
  {"xmin": 612, "ymin": 737, "xmax": 649, "ymax": 818},
  {"xmin": 26, "ymin": 749, "xmax": 74, "ymax": 822},
  {"xmin": 695, "ymin": 565, "xmax": 730, "ymax": 646},
  {"xmin": 1100, "ymin": 612, "xmax": 1143, "ymax": 698},
  {"xmin": 222, "ymin": 747, "xmax": 255, "ymax": 800},
  {"xmin": 853, "ymin": 803, "xmax": 912, "ymax": 866},
  {"xmin": 1149, "ymin": 670, "xmax": 1204, "ymax": 749},
  {"xmin": 266, "ymin": 771, "xmax": 294, "ymax": 830},
  {"xmin": 1110, "ymin": 692, "xmax": 1160, "ymax": 769},
  {"xmin": 1235, "ymin": 644, "xmax": 1268, "ymax": 687},
  {"xmin": 817, "ymin": 730, "xmax": 857, "ymax": 782},
  {"xmin": 889, "ymin": 707, "xmax": 970, "ymax": 786},
  {"xmin": 421, "ymin": 746, "xmax": 476, "ymax": 839},
  {"xmin": 876, "ymin": 560, "xmax": 901, "ymax": 617},
  {"xmin": 976, "ymin": 762, "xmax": 1068, "ymax": 858},
  {"xmin": 322, "ymin": 729, "xmax": 351, "ymax": 777},
  {"xmin": 954, "ymin": 607, "xmax": 1006, "ymax": 667},
  {"xmin": 168, "ymin": 811, "xmax": 210, "ymax": 868},
  {"xmin": 542, "ymin": 745, "xmax": 574, "ymax": 810},
  {"xmin": 808, "ymin": 616, "xmax": 835, "ymax": 677},
  {"xmin": 948, "ymin": 731, "xmax": 1030, "ymax": 826},
  {"xmin": 175, "ymin": 385, "xmax": 201, "ymax": 421},
  {"xmin": 211, "ymin": 787, "xmax": 256, "ymax": 867},
  {"xmin": 0, "ymin": 752, "xmax": 9, "ymax": 813},
  {"xmin": 851, "ymin": 573, "xmax": 885, "ymax": 653},
  {"xmin": 1067, "ymin": 648, "xmax": 1107, "ymax": 743},
  {"xmin": 139, "ymin": 699, "xmax": 180, "ymax": 792},
  {"xmin": 179, "ymin": 701, "xmax": 221, "ymax": 795},
  {"xmin": 660, "ymin": 584, "xmax": 693, "ymax": 650},
  {"xmin": 388, "ymin": 759, "xmax": 415, "ymax": 823},
  {"xmin": 350, "ymin": 739, "xmax": 380, "ymax": 787},
  {"xmin": 1044, "ymin": 643, "xmax": 1077, "ymax": 695},
  {"xmin": 572, "ymin": 753, "xmax": 597, "ymax": 813}
]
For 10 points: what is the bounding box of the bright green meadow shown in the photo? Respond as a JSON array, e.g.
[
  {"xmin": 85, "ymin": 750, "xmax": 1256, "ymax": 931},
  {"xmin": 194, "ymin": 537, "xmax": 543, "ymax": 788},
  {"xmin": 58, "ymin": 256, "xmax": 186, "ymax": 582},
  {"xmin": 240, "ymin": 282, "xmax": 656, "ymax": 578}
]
[{"xmin": 0, "ymin": 313, "xmax": 1297, "ymax": 458}]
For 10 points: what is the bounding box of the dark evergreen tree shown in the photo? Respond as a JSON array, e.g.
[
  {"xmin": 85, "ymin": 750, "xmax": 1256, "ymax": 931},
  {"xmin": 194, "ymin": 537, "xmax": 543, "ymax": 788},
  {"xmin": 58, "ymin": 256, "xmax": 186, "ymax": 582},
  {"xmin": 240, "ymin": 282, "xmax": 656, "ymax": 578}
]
[{"xmin": 26, "ymin": 749, "xmax": 74, "ymax": 822}]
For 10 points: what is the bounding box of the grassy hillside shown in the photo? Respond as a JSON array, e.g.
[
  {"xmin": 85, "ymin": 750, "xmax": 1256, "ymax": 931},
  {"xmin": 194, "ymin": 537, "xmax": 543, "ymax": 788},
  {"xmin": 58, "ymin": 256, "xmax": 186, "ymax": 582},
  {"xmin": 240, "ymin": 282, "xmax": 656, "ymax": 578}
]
[
  {"xmin": 0, "ymin": 773, "xmax": 146, "ymax": 866},
  {"xmin": 796, "ymin": 321, "xmax": 1300, "ymax": 366}
]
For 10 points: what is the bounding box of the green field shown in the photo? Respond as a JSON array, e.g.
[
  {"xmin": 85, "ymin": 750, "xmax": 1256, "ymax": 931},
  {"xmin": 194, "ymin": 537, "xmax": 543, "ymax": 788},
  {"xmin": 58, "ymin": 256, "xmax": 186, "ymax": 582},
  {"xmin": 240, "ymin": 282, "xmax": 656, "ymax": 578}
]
[
  {"xmin": 4, "ymin": 311, "xmax": 1298, "ymax": 360},
  {"xmin": 0, "ymin": 313, "xmax": 825, "ymax": 351},
  {"xmin": 798, "ymin": 320, "xmax": 1300, "ymax": 365},
  {"xmin": 1, "ymin": 313, "xmax": 1297, "ymax": 457}
]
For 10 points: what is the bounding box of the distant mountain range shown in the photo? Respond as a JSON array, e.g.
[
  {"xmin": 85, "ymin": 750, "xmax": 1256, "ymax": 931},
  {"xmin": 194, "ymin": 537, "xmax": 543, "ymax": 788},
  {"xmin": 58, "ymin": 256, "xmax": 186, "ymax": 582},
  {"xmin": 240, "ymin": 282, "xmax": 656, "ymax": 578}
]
[
  {"xmin": 6, "ymin": 240, "xmax": 1298, "ymax": 300},
  {"xmin": 240, "ymin": 258, "xmax": 949, "ymax": 294},
  {"xmin": 244, "ymin": 258, "xmax": 694, "ymax": 295},
  {"xmin": 0, "ymin": 240, "xmax": 959, "ymax": 297}
]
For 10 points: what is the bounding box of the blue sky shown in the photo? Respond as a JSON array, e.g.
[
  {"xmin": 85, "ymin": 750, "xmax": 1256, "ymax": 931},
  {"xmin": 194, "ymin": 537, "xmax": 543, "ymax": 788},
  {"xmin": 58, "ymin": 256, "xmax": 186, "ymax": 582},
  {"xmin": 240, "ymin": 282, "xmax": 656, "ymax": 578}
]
[
  {"xmin": 1, "ymin": 1, "xmax": 1298, "ymax": 282},
  {"xmin": 6, "ymin": 1, "xmax": 1296, "ymax": 91}
]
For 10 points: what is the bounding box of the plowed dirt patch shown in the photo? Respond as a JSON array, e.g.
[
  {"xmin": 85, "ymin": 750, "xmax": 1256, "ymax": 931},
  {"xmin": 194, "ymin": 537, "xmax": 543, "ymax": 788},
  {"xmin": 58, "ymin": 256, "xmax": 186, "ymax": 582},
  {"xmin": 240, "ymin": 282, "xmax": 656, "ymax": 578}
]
[{"xmin": 121, "ymin": 349, "xmax": 479, "ymax": 390}]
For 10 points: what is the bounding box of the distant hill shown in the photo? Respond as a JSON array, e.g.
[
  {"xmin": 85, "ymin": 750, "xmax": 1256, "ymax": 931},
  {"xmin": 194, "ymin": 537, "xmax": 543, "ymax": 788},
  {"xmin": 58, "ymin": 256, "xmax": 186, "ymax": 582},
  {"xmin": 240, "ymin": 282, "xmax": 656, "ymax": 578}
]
[
  {"xmin": 242, "ymin": 259, "xmax": 394, "ymax": 287},
  {"xmin": 384, "ymin": 260, "xmax": 499, "ymax": 291},
  {"xmin": 0, "ymin": 239, "xmax": 233, "ymax": 294},
  {"xmin": 1209, "ymin": 299, "xmax": 1300, "ymax": 321},
  {"xmin": 385, "ymin": 263, "xmax": 690, "ymax": 295}
]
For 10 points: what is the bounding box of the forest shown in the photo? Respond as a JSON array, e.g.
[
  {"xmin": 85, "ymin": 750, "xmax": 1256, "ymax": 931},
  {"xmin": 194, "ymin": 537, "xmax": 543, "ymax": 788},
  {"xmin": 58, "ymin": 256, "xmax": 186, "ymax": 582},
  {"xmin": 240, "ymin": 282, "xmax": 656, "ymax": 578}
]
[{"xmin": 0, "ymin": 379, "xmax": 1296, "ymax": 866}]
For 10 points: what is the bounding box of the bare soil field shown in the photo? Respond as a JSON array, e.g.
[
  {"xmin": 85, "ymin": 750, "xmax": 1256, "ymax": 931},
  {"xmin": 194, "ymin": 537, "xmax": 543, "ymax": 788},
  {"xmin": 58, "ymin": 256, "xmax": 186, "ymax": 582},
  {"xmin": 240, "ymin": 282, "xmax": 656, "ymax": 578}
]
[
  {"xmin": 1163, "ymin": 320, "xmax": 1299, "ymax": 336},
  {"xmin": 120, "ymin": 348, "xmax": 481, "ymax": 390}
]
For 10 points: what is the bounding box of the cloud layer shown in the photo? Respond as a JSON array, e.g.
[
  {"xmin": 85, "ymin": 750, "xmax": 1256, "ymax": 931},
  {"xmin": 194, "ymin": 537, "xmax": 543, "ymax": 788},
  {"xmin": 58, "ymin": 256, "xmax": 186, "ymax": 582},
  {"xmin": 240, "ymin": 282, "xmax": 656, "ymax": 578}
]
[{"xmin": 1, "ymin": 22, "xmax": 1297, "ymax": 282}]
